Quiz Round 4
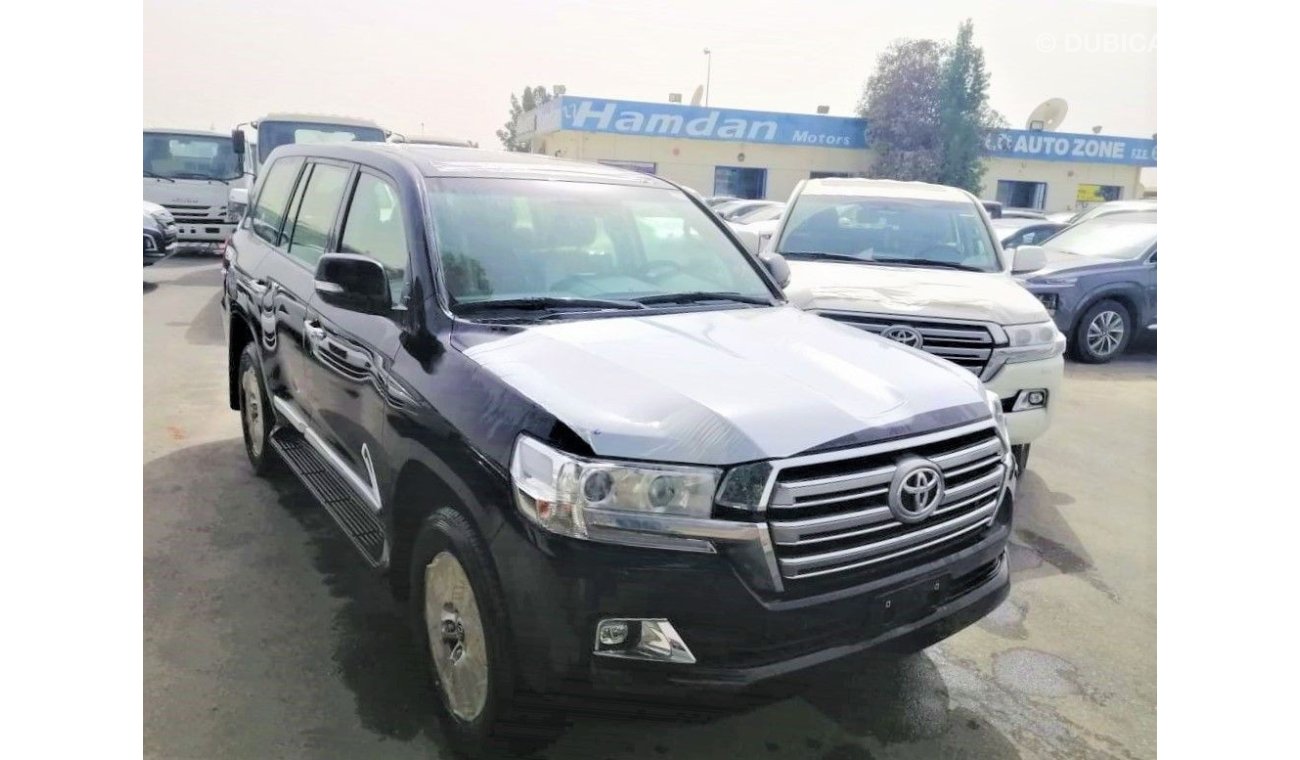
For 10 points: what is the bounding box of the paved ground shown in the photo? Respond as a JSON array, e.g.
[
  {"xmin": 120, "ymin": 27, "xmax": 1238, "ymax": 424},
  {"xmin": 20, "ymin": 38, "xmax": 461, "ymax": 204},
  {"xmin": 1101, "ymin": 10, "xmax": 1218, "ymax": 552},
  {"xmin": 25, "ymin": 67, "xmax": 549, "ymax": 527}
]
[{"xmin": 144, "ymin": 257, "xmax": 1156, "ymax": 759}]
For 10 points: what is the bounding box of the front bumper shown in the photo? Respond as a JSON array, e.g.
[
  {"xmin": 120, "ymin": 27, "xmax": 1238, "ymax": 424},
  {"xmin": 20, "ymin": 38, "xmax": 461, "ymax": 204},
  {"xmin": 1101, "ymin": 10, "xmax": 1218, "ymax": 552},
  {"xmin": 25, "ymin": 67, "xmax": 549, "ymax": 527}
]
[
  {"xmin": 983, "ymin": 355, "xmax": 1063, "ymax": 445},
  {"xmin": 491, "ymin": 490, "xmax": 1013, "ymax": 696}
]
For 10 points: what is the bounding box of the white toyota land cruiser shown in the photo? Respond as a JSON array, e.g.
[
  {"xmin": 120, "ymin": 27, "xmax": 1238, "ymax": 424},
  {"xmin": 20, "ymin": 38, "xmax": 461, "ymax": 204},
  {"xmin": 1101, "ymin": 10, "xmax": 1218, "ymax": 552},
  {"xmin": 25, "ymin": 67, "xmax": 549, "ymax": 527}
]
[{"xmin": 761, "ymin": 178, "xmax": 1064, "ymax": 471}]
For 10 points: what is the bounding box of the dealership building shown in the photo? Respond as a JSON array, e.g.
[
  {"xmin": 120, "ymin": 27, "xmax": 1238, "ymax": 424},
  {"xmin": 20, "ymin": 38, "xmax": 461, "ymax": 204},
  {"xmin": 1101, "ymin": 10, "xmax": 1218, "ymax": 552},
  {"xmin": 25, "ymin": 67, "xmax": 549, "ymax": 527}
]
[{"xmin": 516, "ymin": 95, "xmax": 1157, "ymax": 212}]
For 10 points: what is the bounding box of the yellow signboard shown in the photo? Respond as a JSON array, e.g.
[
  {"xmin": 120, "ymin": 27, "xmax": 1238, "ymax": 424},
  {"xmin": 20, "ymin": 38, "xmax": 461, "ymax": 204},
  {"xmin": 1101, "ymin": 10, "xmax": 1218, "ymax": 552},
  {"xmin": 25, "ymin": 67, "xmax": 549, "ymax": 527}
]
[{"xmin": 1077, "ymin": 184, "xmax": 1121, "ymax": 203}]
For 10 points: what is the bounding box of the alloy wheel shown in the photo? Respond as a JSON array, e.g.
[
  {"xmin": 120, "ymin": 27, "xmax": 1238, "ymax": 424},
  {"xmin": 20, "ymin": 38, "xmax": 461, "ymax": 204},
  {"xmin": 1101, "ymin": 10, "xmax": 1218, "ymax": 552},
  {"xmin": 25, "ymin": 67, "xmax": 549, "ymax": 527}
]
[
  {"xmin": 425, "ymin": 551, "xmax": 489, "ymax": 722},
  {"xmin": 241, "ymin": 367, "xmax": 264, "ymax": 458},
  {"xmin": 1086, "ymin": 310, "xmax": 1125, "ymax": 357}
]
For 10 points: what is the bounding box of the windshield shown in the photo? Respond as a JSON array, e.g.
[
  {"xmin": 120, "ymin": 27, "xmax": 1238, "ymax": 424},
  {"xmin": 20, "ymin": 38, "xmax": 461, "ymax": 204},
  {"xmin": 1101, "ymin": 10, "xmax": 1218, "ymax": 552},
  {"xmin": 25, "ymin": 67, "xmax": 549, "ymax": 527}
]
[
  {"xmin": 777, "ymin": 194, "xmax": 1003, "ymax": 272},
  {"xmin": 1042, "ymin": 213, "xmax": 1156, "ymax": 259},
  {"xmin": 256, "ymin": 121, "xmax": 387, "ymax": 163},
  {"xmin": 427, "ymin": 178, "xmax": 777, "ymax": 315},
  {"xmin": 143, "ymin": 132, "xmax": 241, "ymax": 181}
]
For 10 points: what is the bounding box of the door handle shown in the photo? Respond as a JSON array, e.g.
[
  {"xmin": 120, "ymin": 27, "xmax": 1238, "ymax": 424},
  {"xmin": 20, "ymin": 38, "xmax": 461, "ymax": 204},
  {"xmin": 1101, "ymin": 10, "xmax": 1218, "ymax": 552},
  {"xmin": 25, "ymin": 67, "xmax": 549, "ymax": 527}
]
[{"xmin": 304, "ymin": 320, "xmax": 327, "ymax": 342}]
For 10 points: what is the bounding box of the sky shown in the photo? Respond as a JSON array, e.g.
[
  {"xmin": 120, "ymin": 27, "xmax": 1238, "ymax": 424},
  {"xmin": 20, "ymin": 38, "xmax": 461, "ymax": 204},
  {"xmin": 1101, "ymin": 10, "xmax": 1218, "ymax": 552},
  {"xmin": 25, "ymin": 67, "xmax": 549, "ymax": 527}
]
[{"xmin": 144, "ymin": 0, "xmax": 1155, "ymax": 151}]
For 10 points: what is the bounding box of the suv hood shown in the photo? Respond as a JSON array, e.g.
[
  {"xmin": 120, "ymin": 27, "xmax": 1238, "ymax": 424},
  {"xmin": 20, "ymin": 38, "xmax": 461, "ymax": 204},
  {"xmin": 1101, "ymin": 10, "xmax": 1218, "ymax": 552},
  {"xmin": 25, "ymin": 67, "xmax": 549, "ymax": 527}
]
[
  {"xmin": 784, "ymin": 259, "xmax": 1050, "ymax": 325},
  {"xmin": 1021, "ymin": 249, "xmax": 1127, "ymax": 280},
  {"xmin": 460, "ymin": 306, "xmax": 987, "ymax": 466}
]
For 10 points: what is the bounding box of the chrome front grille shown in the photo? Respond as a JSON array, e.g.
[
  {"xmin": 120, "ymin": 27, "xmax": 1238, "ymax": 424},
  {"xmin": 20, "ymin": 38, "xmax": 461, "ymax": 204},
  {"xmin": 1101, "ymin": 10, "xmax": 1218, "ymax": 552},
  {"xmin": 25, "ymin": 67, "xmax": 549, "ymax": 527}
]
[
  {"xmin": 161, "ymin": 203, "xmax": 226, "ymax": 225},
  {"xmin": 818, "ymin": 311, "xmax": 996, "ymax": 377},
  {"xmin": 765, "ymin": 423, "xmax": 1006, "ymax": 581}
]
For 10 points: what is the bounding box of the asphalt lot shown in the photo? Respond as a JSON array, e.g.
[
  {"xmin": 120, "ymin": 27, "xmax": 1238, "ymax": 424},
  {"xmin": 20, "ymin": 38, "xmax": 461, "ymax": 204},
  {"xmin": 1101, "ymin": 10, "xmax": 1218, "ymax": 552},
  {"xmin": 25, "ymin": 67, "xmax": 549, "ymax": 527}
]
[{"xmin": 144, "ymin": 257, "xmax": 1156, "ymax": 760}]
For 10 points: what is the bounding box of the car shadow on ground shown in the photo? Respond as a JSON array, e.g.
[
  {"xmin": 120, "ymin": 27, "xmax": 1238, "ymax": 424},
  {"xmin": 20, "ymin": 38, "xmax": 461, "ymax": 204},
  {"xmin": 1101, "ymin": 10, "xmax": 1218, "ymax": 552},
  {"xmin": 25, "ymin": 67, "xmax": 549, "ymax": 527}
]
[{"xmin": 147, "ymin": 437, "xmax": 1025, "ymax": 759}]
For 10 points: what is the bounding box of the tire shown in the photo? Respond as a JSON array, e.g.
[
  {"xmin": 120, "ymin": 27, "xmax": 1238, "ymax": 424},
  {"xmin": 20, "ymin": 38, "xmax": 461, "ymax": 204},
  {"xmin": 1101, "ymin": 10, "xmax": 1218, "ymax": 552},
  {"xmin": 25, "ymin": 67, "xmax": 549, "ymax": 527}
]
[
  {"xmin": 237, "ymin": 343, "xmax": 277, "ymax": 475},
  {"xmin": 409, "ymin": 508, "xmax": 558, "ymax": 757},
  {"xmin": 1070, "ymin": 299, "xmax": 1132, "ymax": 363},
  {"xmin": 1012, "ymin": 444, "xmax": 1030, "ymax": 474}
]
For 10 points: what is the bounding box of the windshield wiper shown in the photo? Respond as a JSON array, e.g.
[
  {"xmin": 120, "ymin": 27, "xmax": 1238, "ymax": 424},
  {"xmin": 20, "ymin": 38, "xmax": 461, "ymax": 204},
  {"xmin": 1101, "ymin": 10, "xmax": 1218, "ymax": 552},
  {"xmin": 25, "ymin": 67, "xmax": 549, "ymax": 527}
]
[
  {"xmin": 453, "ymin": 296, "xmax": 647, "ymax": 315},
  {"xmin": 871, "ymin": 257, "xmax": 987, "ymax": 272},
  {"xmin": 144, "ymin": 171, "xmax": 175, "ymax": 183},
  {"xmin": 633, "ymin": 291, "xmax": 772, "ymax": 306},
  {"xmin": 781, "ymin": 251, "xmax": 868, "ymax": 262},
  {"xmin": 171, "ymin": 172, "xmax": 234, "ymax": 183}
]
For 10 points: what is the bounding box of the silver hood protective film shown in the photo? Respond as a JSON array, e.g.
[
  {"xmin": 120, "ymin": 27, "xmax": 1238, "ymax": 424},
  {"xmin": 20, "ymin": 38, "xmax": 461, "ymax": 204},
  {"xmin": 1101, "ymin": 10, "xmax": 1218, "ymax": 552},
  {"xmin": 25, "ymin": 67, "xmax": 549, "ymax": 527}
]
[
  {"xmin": 785, "ymin": 259, "xmax": 1050, "ymax": 325},
  {"xmin": 459, "ymin": 306, "xmax": 987, "ymax": 466}
]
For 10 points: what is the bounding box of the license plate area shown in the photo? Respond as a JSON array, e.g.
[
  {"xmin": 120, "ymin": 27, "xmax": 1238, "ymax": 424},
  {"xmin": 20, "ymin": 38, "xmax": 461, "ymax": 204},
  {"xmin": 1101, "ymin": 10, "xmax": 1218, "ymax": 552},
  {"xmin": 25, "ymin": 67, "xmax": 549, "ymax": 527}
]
[{"xmin": 869, "ymin": 575, "xmax": 949, "ymax": 626}]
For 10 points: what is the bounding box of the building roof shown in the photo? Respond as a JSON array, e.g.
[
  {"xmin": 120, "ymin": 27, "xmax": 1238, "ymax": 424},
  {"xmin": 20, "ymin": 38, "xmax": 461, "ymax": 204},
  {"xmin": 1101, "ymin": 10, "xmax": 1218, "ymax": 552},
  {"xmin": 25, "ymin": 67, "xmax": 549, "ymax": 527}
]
[{"xmin": 800, "ymin": 177, "xmax": 975, "ymax": 202}]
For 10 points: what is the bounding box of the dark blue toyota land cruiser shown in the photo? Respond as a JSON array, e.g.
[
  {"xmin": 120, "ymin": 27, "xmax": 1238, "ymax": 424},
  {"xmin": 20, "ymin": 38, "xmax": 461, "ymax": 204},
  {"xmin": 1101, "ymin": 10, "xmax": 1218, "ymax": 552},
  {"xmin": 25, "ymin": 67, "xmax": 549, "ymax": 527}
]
[{"xmin": 222, "ymin": 143, "xmax": 1014, "ymax": 756}]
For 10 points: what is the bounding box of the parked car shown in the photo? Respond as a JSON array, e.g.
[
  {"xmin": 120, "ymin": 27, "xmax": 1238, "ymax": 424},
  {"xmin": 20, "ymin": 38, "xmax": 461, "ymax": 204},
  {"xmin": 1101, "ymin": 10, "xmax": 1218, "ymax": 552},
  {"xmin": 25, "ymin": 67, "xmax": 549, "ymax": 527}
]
[
  {"xmin": 714, "ymin": 199, "xmax": 780, "ymax": 221},
  {"xmin": 224, "ymin": 144, "xmax": 1015, "ymax": 756},
  {"xmin": 730, "ymin": 201, "xmax": 785, "ymax": 224},
  {"xmin": 1045, "ymin": 210, "xmax": 1076, "ymax": 224},
  {"xmin": 1016, "ymin": 211, "xmax": 1156, "ymax": 363},
  {"xmin": 143, "ymin": 201, "xmax": 178, "ymax": 266},
  {"xmin": 704, "ymin": 194, "xmax": 738, "ymax": 208},
  {"xmin": 1001, "ymin": 207, "xmax": 1047, "ymax": 220},
  {"xmin": 980, "ymin": 199, "xmax": 1003, "ymax": 218},
  {"xmin": 990, "ymin": 218, "xmax": 1067, "ymax": 249},
  {"xmin": 1065, "ymin": 199, "xmax": 1156, "ymax": 226},
  {"xmin": 769, "ymin": 178, "xmax": 1065, "ymax": 471}
]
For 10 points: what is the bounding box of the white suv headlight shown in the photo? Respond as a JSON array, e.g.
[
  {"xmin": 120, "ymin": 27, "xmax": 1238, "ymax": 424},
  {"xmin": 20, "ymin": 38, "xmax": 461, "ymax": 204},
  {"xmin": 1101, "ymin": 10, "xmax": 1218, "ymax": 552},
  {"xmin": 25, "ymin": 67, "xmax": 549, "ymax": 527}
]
[
  {"xmin": 997, "ymin": 320, "xmax": 1066, "ymax": 364},
  {"xmin": 510, "ymin": 435, "xmax": 720, "ymax": 541}
]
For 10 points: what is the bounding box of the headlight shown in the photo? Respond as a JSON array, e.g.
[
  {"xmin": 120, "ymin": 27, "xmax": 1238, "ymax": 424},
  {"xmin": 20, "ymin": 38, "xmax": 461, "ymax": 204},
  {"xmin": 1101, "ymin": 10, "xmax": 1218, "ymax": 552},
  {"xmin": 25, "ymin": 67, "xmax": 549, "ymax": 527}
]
[
  {"xmin": 1032, "ymin": 276, "xmax": 1077, "ymax": 287},
  {"xmin": 995, "ymin": 320, "xmax": 1066, "ymax": 364},
  {"xmin": 985, "ymin": 389, "xmax": 1010, "ymax": 451},
  {"xmin": 510, "ymin": 435, "xmax": 720, "ymax": 541}
]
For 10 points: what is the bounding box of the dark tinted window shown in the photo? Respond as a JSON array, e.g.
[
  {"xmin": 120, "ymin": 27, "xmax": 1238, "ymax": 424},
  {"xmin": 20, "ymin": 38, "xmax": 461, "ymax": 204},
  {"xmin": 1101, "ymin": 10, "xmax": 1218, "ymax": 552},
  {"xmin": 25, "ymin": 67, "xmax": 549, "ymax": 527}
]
[
  {"xmin": 251, "ymin": 157, "xmax": 303, "ymax": 245},
  {"xmin": 341, "ymin": 173, "xmax": 410, "ymax": 304},
  {"xmin": 286, "ymin": 163, "xmax": 351, "ymax": 268}
]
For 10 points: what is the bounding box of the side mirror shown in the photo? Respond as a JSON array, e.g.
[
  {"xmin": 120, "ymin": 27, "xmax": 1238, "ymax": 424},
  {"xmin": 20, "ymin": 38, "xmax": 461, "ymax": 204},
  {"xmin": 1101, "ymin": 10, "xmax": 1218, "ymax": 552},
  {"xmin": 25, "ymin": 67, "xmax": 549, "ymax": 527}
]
[
  {"xmin": 228, "ymin": 187, "xmax": 249, "ymax": 224},
  {"xmin": 314, "ymin": 254, "xmax": 391, "ymax": 315},
  {"xmin": 759, "ymin": 251, "xmax": 791, "ymax": 288},
  {"xmin": 231, "ymin": 129, "xmax": 245, "ymax": 156},
  {"xmin": 1011, "ymin": 245, "xmax": 1047, "ymax": 274}
]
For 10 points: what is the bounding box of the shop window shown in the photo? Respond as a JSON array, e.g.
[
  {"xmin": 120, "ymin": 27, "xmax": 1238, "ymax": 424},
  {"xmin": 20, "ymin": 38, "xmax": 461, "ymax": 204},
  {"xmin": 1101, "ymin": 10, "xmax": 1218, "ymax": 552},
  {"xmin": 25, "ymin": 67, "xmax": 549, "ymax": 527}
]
[
  {"xmin": 598, "ymin": 159, "xmax": 657, "ymax": 175},
  {"xmin": 995, "ymin": 180, "xmax": 1047, "ymax": 210},
  {"xmin": 714, "ymin": 166, "xmax": 767, "ymax": 199}
]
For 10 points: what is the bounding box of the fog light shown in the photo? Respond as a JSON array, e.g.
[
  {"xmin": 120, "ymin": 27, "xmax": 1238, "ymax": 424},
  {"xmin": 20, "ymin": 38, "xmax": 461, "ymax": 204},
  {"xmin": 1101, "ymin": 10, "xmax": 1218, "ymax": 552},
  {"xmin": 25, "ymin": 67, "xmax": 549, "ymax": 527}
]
[
  {"xmin": 593, "ymin": 619, "xmax": 696, "ymax": 664},
  {"xmin": 597, "ymin": 620, "xmax": 629, "ymax": 646},
  {"xmin": 1012, "ymin": 389, "xmax": 1049, "ymax": 412}
]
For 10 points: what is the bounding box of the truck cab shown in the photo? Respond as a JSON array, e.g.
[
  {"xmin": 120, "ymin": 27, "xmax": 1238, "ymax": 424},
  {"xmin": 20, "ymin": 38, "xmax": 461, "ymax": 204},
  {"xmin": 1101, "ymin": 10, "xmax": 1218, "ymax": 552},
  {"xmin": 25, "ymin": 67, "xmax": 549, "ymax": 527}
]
[
  {"xmin": 143, "ymin": 129, "xmax": 247, "ymax": 251},
  {"xmin": 227, "ymin": 113, "xmax": 389, "ymax": 222},
  {"xmin": 773, "ymin": 178, "xmax": 1066, "ymax": 470}
]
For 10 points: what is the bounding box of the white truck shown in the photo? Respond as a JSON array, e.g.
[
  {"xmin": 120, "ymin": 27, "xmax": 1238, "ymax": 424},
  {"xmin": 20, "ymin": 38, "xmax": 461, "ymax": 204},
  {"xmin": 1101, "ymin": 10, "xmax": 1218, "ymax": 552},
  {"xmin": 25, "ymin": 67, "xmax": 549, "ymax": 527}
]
[
  {"xmin": 143, "ymin": 129, "xmax": 248, "ymax": 251},
  {"xmin": 745, "ymin": 178, "xmax": 1065, "ymax": 471},
  {"xmin": 226, "ymin": 113, "xmax": 389, "ymax": 217}
]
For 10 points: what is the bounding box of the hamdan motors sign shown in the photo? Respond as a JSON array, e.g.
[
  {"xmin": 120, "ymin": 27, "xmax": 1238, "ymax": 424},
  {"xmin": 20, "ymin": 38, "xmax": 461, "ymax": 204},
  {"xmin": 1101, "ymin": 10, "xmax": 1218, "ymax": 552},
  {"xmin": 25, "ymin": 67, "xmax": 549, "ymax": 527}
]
[
  {"xmin": 551, "ymin": 96, "xmax": 868, "ymax": 149},
  {"xmin": 985, "ymin": 129, "xmax": 1156, "ymax": 167},
  {"xmin": 539, "ymin": 96, "xmax": 1156, "ymax": 166}
]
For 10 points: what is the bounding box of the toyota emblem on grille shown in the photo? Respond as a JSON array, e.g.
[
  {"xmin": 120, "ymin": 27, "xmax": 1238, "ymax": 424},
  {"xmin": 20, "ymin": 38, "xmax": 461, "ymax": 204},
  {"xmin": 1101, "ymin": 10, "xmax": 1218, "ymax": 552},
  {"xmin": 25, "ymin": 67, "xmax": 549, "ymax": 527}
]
[
  {"xmin": 881, "ymin": 325, "xmax": 924, "ymax": 348},
  {"xmin": 888, "ymin": 457, "xmax": 945, "ymax": 523}
]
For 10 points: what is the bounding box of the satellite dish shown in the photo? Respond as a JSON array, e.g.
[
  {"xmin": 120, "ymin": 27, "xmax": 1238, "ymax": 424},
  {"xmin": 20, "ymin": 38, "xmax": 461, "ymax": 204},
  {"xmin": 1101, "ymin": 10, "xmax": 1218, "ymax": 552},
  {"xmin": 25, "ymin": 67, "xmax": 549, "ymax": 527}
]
[
  {"xmin": 689, "ymin": 85, "xmax": 704, "ymax": 107},
  {"xmin": 1026, "ymin": 98, "xmax": 1068, "ymax": 131}
]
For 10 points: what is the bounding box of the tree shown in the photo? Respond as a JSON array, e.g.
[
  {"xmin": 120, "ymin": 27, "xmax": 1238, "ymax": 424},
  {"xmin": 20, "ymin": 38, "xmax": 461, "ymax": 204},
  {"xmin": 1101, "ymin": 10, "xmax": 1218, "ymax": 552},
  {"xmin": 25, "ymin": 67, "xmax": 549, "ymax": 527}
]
[
  {"xmin": 857, "ymin": 39, "xmax": 947, "ymax": 182},
  {"xmin": 938, "ymin": 20, "xmax": 995, "ymax": 193},
  {"xmin": 858, "ymin": 21, "xmax": 1001, "ymax": 192},
  {"xmin": 496, "ymin": 86, "xmax": 554, "ymax": 152}
]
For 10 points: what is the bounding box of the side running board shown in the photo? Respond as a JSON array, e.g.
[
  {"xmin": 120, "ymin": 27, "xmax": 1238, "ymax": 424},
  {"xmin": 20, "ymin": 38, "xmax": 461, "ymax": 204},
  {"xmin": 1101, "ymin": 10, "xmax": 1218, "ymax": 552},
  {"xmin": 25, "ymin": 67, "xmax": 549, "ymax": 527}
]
[{"xmin": 270, "ymin": 426, "xmax": 386, "ymax": 567}]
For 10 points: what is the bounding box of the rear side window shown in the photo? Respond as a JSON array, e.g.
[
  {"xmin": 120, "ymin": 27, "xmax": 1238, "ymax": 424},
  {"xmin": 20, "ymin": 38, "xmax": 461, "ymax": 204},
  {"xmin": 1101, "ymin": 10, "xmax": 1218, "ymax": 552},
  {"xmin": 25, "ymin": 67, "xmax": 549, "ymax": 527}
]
[
  {"xmin": 251, "ymin": 157, "xmax": 303, "ymax": 245},
  {"xmin": 286, "ymin": 163, "xmax": 351, "ymax": 268},
  {"xmin": 340, "ymin": 173, "xmax": 410, "ymax": 304}
]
